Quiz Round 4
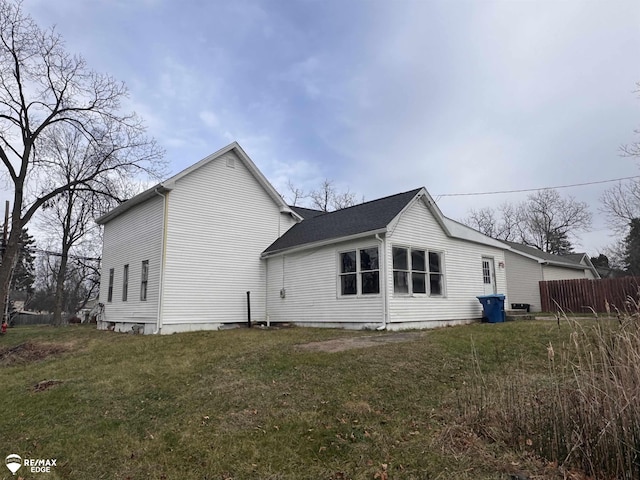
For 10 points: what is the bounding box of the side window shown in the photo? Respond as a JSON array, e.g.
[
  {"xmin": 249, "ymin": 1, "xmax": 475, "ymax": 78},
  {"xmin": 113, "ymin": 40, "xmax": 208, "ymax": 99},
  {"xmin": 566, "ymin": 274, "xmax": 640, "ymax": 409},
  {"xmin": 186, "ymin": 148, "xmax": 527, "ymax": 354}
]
[
  {"xmin": 339, "ymin": 247, "xmax": 380, "ymax": 296},
  {"xmin": 122, "ymin": 264, "xmax": 129, "ymax": 302},
  {"xmin": 393, "ymin": 246, "xmax": 445, "ymax": 296},
  {"xmin": 140, "ymin": 260, "xmax": 149, "ymax": 301},
  {"xmin": 107, "ymin": 268, "xmax": 114, "ymax": 302},
  {"xmin": 360, "ymin": 247, "xmax": 380, "ymax": 294},
  {"xmin": 428, "ymin": 251, "xmax": 444, "ymax": 296},
  {"xmin": 339, "ymin": 251, "xmax": 357, "ymax": 295},
  {"xmin": 392, "ymin": 247, "xmax": 409, "ymax": 294},
  {"xmin": 411, "ymin": 249, "xmax": 427, "ymax": 294}
]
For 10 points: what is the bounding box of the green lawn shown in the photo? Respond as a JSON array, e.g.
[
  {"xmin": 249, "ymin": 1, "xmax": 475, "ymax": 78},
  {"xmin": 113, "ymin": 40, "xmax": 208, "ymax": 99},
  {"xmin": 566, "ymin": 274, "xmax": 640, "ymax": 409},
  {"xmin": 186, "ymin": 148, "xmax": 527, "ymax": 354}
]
[{"xmin": 0, "ymin": 321, "xmax": 575, "ymax": 480}]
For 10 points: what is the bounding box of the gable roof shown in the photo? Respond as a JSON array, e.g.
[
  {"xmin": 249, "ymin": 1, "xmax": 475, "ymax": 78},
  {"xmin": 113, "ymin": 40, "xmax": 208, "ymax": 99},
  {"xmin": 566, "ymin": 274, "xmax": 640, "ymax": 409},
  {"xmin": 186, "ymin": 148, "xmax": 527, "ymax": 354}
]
[
  {"xmin": 263, "ymin": 188, "xmax": 508, "ymax": 256},
  {"xmin": 504, "ymin": 241, "xmax": 599, "ymax": 277},
  {"xmin": 263, "ymin": 189, "xmax": 422, "ymax": 255},
  {"xmin": 289, "ymin": 205, "xmax": 326, "ymax": 219},
  {"xmin": 96, "ymin": 142, "xmax": 300, "ymax": 225}
]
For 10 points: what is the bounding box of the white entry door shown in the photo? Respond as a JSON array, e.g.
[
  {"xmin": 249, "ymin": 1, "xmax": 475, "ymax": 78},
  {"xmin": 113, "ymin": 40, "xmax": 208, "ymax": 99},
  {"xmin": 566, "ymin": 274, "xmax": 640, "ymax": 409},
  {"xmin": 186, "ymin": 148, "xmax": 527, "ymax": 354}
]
[{"xmin": 482, "ymin": 257, "xmax": 496, "ymax": 295}]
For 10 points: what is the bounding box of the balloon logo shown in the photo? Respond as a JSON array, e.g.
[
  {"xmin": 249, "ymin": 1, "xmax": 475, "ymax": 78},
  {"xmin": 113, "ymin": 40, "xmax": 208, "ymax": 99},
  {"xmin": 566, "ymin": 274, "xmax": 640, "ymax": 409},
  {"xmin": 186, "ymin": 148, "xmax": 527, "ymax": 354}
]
[{"xmin": 5, "ymin": 454, "xmax": 22, "ymax": 475}]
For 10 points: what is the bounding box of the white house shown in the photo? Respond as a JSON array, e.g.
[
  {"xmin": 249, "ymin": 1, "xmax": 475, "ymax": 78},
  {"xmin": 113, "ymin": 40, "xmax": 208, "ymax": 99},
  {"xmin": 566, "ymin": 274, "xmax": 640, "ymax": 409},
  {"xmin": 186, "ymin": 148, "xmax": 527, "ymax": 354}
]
[
  {"xmin": 262, "ymin": 189, "xmax": 509, "ymax": 330},
  {"xmin": 503, "ymin": 241, "xmax": 600, "ymax": 312},
  {"xmin": 96, "ymin": 142, "xmax": 509, "ymax": 334},
  {"xmin": 96, "ymin": 142, "xmax": 300, "ymax": 334}
]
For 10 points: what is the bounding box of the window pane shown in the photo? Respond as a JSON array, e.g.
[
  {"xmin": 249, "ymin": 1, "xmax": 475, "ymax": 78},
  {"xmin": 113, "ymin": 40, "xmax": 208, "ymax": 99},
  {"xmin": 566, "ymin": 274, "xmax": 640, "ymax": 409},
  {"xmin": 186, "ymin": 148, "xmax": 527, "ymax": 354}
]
[
  {"xmin": 108, "ymin": 268, "xmax": 114, "ymax": 302},
  {"xmin": 341, "ymin": 274, "xmax": 357, "ymax": 295},
  {"xmin": 393, "ymin": 271, "xmax": 409, "ymax": 294},
  {"xmin": 412, "ymin": 272, "xmax": 426, "ymax": 294},
  {"xmin": 122, "ymin": 265, "xmax": 129, "ymax": 302},
  {"xmin": 411, "ymin": 250, "xmax": 426, "ymax": 272},
  {"xmin": 482, "ymin": 260, "xmax": 491, "ymax": 284},
  {"xmin": 429, "ymin": 251, "xmax": 441, "ymax": 273},
  {"xmin": 360, "ymin": 247, "xmax": 379, "ymax": 271},
  {"xmin": 361, "ymin": 271, "xmax": 380, "ymax": 294},
  {"xmin": 341, "ymin": 251, "xmax": 356, "ymax": 273},
  {"xmin": 430, "ymin": 273, "xmax": 443, "ymax": 295},
  {"xmin": 392, "ymin": 247, "xmax": 408, "ymax": 270}
]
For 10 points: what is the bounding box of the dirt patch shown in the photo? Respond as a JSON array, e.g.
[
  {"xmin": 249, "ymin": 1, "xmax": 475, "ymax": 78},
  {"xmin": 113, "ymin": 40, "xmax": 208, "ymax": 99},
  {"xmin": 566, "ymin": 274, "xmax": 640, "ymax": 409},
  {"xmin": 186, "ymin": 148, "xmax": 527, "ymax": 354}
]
[
  {"xmin": 0, "ymin": 342, "xmax": 70, "ymax": 366},
  {"xmin": 33, "ymin": 379, "xmax": 64, "ymax": 392},
  {"xmin": 296, "ymin": 332, "xmax": 424, "ymax": 353}
]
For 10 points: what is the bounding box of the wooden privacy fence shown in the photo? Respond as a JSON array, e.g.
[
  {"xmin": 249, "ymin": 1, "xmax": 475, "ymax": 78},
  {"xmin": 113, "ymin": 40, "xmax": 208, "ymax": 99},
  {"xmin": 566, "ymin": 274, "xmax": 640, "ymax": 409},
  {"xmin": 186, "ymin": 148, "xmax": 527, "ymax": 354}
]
[{"xmin": 540, "ymin": 277, "xmax": 640, "ymax": 313}]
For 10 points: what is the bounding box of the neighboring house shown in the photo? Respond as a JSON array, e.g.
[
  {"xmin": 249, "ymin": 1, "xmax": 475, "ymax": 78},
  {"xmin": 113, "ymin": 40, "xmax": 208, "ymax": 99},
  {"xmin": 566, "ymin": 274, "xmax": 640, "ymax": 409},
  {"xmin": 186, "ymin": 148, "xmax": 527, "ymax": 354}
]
[
  {"xmin": 96, "ymin": 142, "xmax": 509, "ymax": 334},
  {"xmin": 503, "ymin": 241, "xmax": 600, "ymax": 312}
]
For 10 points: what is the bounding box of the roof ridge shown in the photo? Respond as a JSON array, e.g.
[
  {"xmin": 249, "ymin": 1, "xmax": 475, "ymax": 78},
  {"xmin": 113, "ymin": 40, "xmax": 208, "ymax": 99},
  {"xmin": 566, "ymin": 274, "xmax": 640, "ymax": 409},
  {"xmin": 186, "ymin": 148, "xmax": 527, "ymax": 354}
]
[{"xmin": 319, "ymin": 187, "xmax": 423, "ymax": 214}]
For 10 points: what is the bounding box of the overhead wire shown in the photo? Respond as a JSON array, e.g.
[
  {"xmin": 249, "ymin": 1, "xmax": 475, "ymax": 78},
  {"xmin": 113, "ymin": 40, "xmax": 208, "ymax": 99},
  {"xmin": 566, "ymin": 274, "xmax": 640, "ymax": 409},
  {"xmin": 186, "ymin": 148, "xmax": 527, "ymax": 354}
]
[{"xmin": 435, "ymin": 175, "xmax": 640, "ymax": 199}]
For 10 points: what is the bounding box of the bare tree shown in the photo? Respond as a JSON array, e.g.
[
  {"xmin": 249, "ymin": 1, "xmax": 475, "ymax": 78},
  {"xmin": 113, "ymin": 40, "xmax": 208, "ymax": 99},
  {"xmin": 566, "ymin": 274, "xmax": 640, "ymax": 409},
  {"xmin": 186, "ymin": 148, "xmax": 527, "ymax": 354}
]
[
  {"xmin": 285, "ymin": 179, "xmax": 306, "ymax": 206},
  {"xmin": 600, "ymin": 181, "xmax": 640, "ymax": 235},
  {"xmin": 0, "ymin": 1, "xmax": 164, "ymax": 319},
  {"xmin": 520, "ymin": 190, "xmax": 591, "ymax": 253},
  {"xmin": 37, "ymin": 126, "xmax": 134, "ymax": 324},
  {"xmin": 309, "ymin": 179, "xmax": 357, "ymax": 212},
  {"xmin": 599, "ymin": 82, "xmax": 640, "ymax": 248},
  {"xmin": 463, "ymin": 203, "xmax": 520, "ymax": 241},
  {"xmin": 462, "ymin": 189, "xmax": 591, "ymax": 254}
]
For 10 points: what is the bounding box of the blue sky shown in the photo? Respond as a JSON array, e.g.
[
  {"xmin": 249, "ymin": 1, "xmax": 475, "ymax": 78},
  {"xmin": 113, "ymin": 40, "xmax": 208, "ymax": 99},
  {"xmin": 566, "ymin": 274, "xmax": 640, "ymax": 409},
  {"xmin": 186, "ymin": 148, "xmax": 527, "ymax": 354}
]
[{"xmin": 22, "ymin": 0, "xmax": 640, "ymax": 254}]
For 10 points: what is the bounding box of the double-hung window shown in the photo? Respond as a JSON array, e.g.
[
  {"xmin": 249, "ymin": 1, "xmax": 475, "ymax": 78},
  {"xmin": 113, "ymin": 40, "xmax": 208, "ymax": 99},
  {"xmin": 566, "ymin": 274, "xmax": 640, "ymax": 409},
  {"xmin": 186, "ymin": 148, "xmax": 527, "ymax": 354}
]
[
  {"xmin": 107, "ymin": 268, "xmax": 114, "ymax": 302},
  {"xmin": 122, "ymin": 264, "xmax": 129, "ymax": 302},
  {"xmin": 339, "ymin": 247, "xmax": 380, "ymax": 296},
  {"xmin": 392, "ymin": 246, "xmax": 444, "ymax": 296},
  {"xmin": 140, "ymin": 260, "xmax": 149, "ymax": 301}
]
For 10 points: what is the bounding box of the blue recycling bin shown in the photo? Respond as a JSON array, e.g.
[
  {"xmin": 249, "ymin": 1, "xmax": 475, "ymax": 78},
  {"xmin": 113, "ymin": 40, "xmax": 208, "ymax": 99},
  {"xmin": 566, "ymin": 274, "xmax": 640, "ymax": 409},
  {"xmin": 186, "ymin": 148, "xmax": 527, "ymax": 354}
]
[{"xmin": 476, "ymin": 294, "xmax": 506, "ymax": 323}]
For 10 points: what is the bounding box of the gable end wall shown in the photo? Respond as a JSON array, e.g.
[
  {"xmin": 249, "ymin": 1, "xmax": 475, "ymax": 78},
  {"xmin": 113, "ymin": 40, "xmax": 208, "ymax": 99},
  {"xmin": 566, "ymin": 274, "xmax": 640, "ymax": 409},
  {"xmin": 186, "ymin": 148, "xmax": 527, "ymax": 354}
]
[
  {"xmin": 386, "ymin": 199, "xmax": 508, "ymax": 327},
  {"xmin": 160, "ymin": 150, "xmax": 296, "ymax": 331}
]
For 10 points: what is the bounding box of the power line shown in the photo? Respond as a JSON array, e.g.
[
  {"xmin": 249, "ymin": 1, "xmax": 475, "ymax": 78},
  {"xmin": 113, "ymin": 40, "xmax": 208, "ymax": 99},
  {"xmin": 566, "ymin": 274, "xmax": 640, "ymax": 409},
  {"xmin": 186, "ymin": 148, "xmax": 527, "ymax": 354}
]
[
  {"xmin": 436, "ymin": 175, "xmax": 640, "ymax": 198},
  {"xmin": 28, "ymin": 248, "xmax": 100, "ymax": 262}
]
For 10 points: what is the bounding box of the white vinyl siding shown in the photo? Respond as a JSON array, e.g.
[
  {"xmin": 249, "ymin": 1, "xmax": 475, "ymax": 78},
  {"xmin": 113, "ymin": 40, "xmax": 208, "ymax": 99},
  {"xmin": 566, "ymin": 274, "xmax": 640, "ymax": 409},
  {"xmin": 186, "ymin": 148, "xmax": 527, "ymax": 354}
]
[
  {"xmin": 265, "ymin": 238, "xmax": 384, "ymax": 328},
  {"xmin": 386, "ymin": 198, "xmax": 507, "ymax": 327},
  {"xmin": 160, "ymin": 150, "xmax": 297, "ymax": 329},
  {"xmin": 504, "ymin": 251, "xmax": 543, "ymax": 312},
  {"xmin": 99, "ymin": 195, "xmax": 164, "ymax": 325}
]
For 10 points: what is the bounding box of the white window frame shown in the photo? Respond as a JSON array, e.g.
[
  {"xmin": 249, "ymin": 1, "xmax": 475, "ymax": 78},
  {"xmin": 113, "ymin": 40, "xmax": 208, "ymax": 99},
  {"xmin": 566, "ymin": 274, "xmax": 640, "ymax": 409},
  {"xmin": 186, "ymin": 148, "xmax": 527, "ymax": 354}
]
[
  {"xmin": 337, "ymin": 246, "xmax": 381, "ymax": 297},
  {"xmin": 392, "ymin": 245, "xmax": 446, "ymax": 297}
]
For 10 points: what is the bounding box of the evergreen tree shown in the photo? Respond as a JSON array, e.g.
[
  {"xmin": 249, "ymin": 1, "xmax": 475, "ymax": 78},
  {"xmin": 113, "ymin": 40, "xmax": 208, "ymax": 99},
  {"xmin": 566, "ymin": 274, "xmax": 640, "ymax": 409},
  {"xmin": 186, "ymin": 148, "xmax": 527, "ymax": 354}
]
[
  {"xmin": 548, "ymin": 230, "xmax": 573, "ymax": 255},
  {"xmin": 623, "ymin": 218, "xmax": 640, "ymax": 275},
  {"xmin": 590, "ymin": 254, "xmax": 610, "ymax": 269},
  {"xmin": 12, "ymin": 229, "xmax": 35, "ymax": 293}
]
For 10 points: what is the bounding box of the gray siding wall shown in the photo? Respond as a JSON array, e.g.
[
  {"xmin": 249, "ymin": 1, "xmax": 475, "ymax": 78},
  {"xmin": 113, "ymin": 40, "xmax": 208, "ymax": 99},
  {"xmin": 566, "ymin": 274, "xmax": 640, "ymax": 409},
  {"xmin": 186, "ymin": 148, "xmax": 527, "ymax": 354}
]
[
  {"xmin": 504, "ymin": 251, "xmax": 543, "ymax": 312},
  {"xmin": 542, "ymin": 265, "xmax": 587, "ymax": 281},
  {"xmin": 265, "ymin": 238, "xmax": 384, "ymax": 328},
  {"xmin": 99, "ymin": 195, "xmax": 164, "ymax": 330},
  {"xmin": 160, "ymin": 150, "xmax": 296, "ymax": 332},
  {"xmin": 386, "ymin": 199, "xmax": 508, "ymax": 328}
]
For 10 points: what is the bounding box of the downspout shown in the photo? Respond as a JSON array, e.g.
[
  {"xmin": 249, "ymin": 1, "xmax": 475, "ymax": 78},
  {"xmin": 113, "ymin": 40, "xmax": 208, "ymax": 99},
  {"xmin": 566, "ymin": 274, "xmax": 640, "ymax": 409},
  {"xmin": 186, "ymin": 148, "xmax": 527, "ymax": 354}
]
[
  {"xmin": 153, "ymin": 188, "xmax": 168, "ymax": 334},
  {"xmin": 375, "ymin": 234, "xmax": 388, "ymax": 331}
]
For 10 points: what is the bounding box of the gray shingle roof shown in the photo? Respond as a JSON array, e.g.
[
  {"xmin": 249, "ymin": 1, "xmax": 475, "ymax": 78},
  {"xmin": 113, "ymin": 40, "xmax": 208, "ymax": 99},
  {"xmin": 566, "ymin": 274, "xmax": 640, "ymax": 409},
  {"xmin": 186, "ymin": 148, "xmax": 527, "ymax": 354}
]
[
  {"xmin": 504, "ymin": 241, "xmax": 585, "ymax": 267},
  {"xmin": 263, "ymin": 188, "xmax": 422, "ymax": 255},
  {"xmin": 289, "ymin": 206, "xmax": 326, "ymax": 219}
]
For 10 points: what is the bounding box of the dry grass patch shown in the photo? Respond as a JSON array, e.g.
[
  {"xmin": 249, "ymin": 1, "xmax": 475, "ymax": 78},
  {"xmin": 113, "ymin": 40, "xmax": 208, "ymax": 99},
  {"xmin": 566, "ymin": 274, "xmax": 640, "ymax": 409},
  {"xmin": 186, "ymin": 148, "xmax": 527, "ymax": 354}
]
[{"xmin": 0, "ymin": 341, "xmax": 71, "ymax": 366}]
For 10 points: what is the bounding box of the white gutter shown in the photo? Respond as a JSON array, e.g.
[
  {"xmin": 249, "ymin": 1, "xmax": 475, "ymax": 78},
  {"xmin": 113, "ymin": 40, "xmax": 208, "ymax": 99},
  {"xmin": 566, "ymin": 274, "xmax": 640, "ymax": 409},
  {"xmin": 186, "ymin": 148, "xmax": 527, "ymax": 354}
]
[
  {"xmin": 375, "ymin": 233, "xmax": 388, "ymax": 331},
  {"xmin": 153, "ymin": 188, "xmax": 168, "ymax": 334}
]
